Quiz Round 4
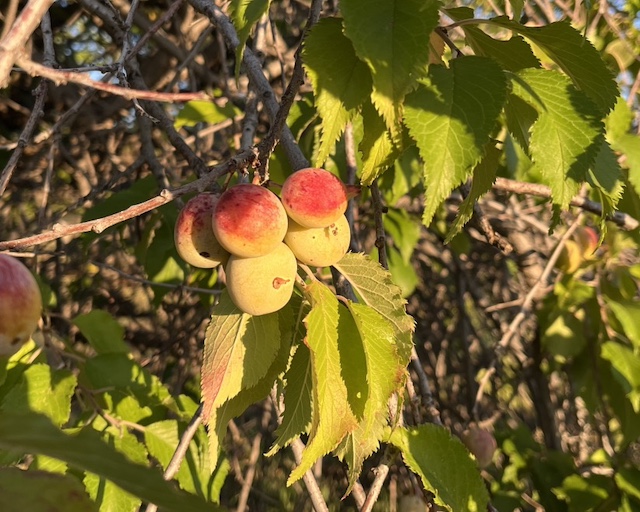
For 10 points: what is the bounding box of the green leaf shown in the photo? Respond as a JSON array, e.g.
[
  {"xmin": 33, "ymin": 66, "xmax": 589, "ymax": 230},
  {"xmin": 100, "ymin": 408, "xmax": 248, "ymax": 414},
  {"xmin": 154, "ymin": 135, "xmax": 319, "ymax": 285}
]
[
  {"xmin": 338, "ymin": 303, "xmax": 403, "ymax": 489},
  {"xmin": 73, "ymin": 310, "xmax": 128, "ymax": 354},
  {"xmin": 0, "ymin": 411, "xmax": 220, "ymax": 512},
  {"xmin": 491, "ymin": 18, "xmax": 618, "ymax": 113},
  {"xmin": 358, "ymin": 100, "xmax": 399, "ymax": 185},
  {"xmin": 145, "ymin": 420, "xmax": 210, "ymax": 497},
  {"xmin": 267, "ymin": 344, "xmax": 313, "ymax": 455},
  {"xmin": 613, "ymin": 134, "xmax": 640, "ymax": 199},
  {"xmin": 287, "ymin": 281, "xmax": 358, "ymax": 485},
  {"xmin": 0, "ymin": 364, "xmax": 76, "ymax": 427},
  {"xmin": 333, "ymin": 253, "xmax": 415, "ymax": 364},
  {"xmin": 229, "ymin": 0, "xmax": 271, "ymax": 77},
  {"xmin": 83, "ymin": 426, "xmax": 147, "ymax": 512},
  {"xmin": 601, "ymin": 342, "xmax": 640, "ymax": 413},
  {"xmin": 341, "ymin": 0, "xmax": 441, "ymax": 139},
  {"xmin": 606, "ymin": 97, "xmax": 635, "ymax": 144},
  {"xmin": 82, "ymin": 354, "xmax": 172, "ymax": 410},
  {"xmin": 446, "ymin": 143, "xmax": 501, "ymax": 243},
  {"xmin": 404, "ymin": 57, "xmax": 508, "ymax": 226},
  {"xmin": 384, "ymin": 246, "xmax": 419, "ymax": 298},
  {"xmin": 510, "ymin": 69, "xmax": 603, "ymax": 213},
  {"xmin": 207, "ymin": 300, "xmax": 295, "ymax": 467},
  {"xmin": 587, "ymin": 139, "xmax": 624, "ymax": 232},
  {"xmin": 446, "ymin": 7, "xmax": 540, "ymax": 71},
  {"xmin": 304, "ymin": 18, "xmax": 372, "ymax": 167},
  {"xmin": 201, "ymin": 291, "xmax": 281, "ymax": 424},
  {"xmin": 606, "ymin": 299, "xmax": 640, "ymax": 349},
  {"xmin": 384, "ymin": 208, "xmax": 421, "ymax": 263},
  {"xmin": 389, "ymin": 424, "xmax": 490, "ymax": 512},
  {"xmin": 504, "ymin": 93, "xmax": 538, "ymax": 153},
  {"xmin": 541, "ymin": 310, "xmax": 587, "ymax": 359},
  {"xmin": 0, "ymin": 468, "xmax": 97, "ymax": 512},
  {"xmin": 174, "ymin": 100, "xmax": 241, "ymax": 129}
]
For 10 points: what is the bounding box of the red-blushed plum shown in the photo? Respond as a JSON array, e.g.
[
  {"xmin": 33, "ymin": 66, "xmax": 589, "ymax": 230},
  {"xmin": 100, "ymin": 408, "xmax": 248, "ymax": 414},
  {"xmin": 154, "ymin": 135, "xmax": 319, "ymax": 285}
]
[
  {"xmin": 0, "ymin": 254, "xmax": 43, "ymax": 357},
  {"xmin": 281, "ymin": 168, "xmax": 349, "ymax": 228},
  {"xmin": 174, "ymin": 193, "xmax": 229, "ymax": 268},
  {"xmin": 212, "ymin": 184, "xmax": 288, "ymax": 258}
]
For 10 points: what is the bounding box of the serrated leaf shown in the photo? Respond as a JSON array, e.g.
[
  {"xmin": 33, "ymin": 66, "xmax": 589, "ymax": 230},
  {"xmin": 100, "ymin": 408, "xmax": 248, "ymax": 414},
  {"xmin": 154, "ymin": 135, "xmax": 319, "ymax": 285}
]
[
  {"xmin": 201, "ymin": 291, "xmax": 281, "ymax": 424},
  {"xmin": 341, "ymin": 0, "xmax": 441, "ymax": 139},
  {"xmin": 491, "ymin": 18, "xmax": 618, "ymax": 113},
  {"xmin": 0, "ymin": 364, "xmax": 76, "ymax": 427},
  {"xmin": 338, "ymin": 303, "xmax": 403, "ymax": 489},
  {"xmin": 304, "ymin": 18, "xmax": 372, "ymax": 167},
  {"xmin": 207, "ymin": 301, "xmax": 295, "ymax": 467},
  {"xmin": 0, "ymin": 411, "xmax": 219, "ymax": 512},
  {"xmin": 510, "ymin": 69, "xmax": 603, "ymax": 213},
  {"xmin": 404, "ymin": 56, "xmax": 508, "ymax": 227},
  {"xmin": 606, "ymin": 97, "xmax": 635, "ymax": 144},
  {"xmin": 601, "ymin": 342, "xmax": 640, "ymax": 412},
  {"xmin": 389, "ymin": 424, "xmax": 490, "ymax": 512},
  {"xmin": 446, "ymin": 143, "xmax": 501, "ymax": 242},
  {"xmin": 287, "ymin": 281, "xmax": 358, "ymax": 485},
  {"xmin": 447, "ymin": 7, "xmax": 540, "ymax": 71},
  {"xmin": 73, "ymin": 310, "xmax": 128, "ymax": 354},
  {"xmin": 358, "ymin": 100, "xmax": 399, "ymax": 185},
  {"xmin": 587, "ymin": 139, "xmax": 624, "ymax": 233},
  {"xmin": 229, "ymin": 0, "xmax": 271, "ymax": 77},
  {"xmin": 267, "ymin": 344, "xmax": 313, "ymax": 456},
  {"xmin": 333, "ymin": 253, "xmax": 414, "ymax": 364},
  {"xmin": 504, "ymin": 93, "xmax": 538, "ymax": 152}
]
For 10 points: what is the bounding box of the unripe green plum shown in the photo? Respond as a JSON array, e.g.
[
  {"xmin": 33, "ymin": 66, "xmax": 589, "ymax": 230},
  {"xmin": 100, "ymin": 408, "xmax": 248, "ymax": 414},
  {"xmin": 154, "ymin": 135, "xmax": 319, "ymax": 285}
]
[
  {"xmin": 174, "ymin": 193, "xmax": 229, "ymax": 268},
  {"xmin": 213, "ymin": 184, "xmax": 288, "ymax": 258},
  {"xmin": 225, "ymin": 243, "xmax": 297, "ymax": 316},
  {"xmin": 461, "ymin": 427, "xmax": 497, "ymax": 468},
  {"xmin": 281, "ymin": 168, "xmax": 349, "ymax": 228},
  {"xmin": 0, "ymin": 254, "xmax": 42, "ymax": 357},
  {"xmin": 284, "ymin": 215, "xmax": 350, "ymax": 267}
]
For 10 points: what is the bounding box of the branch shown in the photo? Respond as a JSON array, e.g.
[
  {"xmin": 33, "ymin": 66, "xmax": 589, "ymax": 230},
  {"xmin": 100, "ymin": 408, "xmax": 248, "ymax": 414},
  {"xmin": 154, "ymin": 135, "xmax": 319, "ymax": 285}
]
[
  {"xmin": 0, "ymin": 0, "xmax": 55, "ymax": 87},
  {"xmin": 493, "ymin": 177, "xmax": 639, "ymax": 231},
  {"xmin": 14, "ymin": 57, "xmax": 209, "ymax": 103},
  {"xmin": 0, "ymin": 147, "xmax": 260, "ymax": 251}
]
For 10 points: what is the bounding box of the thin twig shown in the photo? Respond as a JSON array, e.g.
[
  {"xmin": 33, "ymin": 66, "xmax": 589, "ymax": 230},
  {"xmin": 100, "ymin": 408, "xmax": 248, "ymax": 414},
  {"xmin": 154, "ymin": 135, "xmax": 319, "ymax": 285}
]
[
  {"xmin": 145, "ymin": 404, "xmax": 204, "ymax": 512},
  {"xmin": 290, "ymin": 439, "xmax": 330, "ymax": 512},
  {"xmin": 0, "ymin": 0, "xmax": 56, "ymax": 87},
  {"xmin": 370, "ymin": 181, "xmax": 388, "ymax": 269},
  {"xmin": 472, "ymin": 216, "xmax": 584, "ymax": 418},
  {"xmin": 493, "ymin": 177, "xmax": 639, "ymax": 231},
  {"xmin": 14, "ymin": 57, "xmax": 209, "ymax": 102}
]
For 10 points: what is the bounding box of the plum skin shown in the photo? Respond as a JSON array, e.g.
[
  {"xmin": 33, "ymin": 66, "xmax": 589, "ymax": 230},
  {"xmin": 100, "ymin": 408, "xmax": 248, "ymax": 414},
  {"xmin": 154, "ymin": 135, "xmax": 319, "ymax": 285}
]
[
  {"xmin": 225, "ymin": 243, "xmax": 297, "ymax": 316},
  {"xmin": 281, "ymin": 168, "xmax": 348, "ymax": 228},
  {"xmin": 174, "ymin": 193, "xmax": 229, "ymax": 268},
  {"xmin": 284, "ymin": 215, "xmax": 350, "ymax": 267},
  {"xmin": 212, "ymin": 184, "xmax": 288, "ymax": 258},
  {"xmin": 461, "ymin": 427, "xmax": 497, "ymax": 468},
  {"xmin": 0, "ymin": 254, "xmax": 43, "ymax": 357}
]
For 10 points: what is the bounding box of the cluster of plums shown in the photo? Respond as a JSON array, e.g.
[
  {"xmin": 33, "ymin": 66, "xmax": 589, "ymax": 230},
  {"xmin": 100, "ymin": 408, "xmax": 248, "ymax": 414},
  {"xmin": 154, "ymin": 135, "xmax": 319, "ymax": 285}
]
[{"xmin": 174, "ymin": 168, "xmax": 353, "ymax": 316}]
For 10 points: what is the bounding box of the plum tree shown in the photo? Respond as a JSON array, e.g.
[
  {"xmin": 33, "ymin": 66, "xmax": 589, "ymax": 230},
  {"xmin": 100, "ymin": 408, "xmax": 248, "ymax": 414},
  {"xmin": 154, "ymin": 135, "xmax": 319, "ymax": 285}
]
[
  {"xmin": 284, "ymin": 215, "xmax": 350, "ymax": 267},
  {"xmin": 225, "ymin": 243, "xmax": 297, "ymax": 316},
  {"xmin": 281, "ymin": 168, "xmax": 349, "ymax": 228},
  {"xmin": 461, "ymin": 427, "xmax": 497, "ymax": 468},
  {"xmin": 212, "ymin": 184, "xmax": 288, "ymax": 258},
  {"xmin": 0, "ymin": 254, "xmax": 43, "ymax": 357},
  {"xmin": 174, "ymin": 193, "xmax": 229, "ymax": 268}
]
